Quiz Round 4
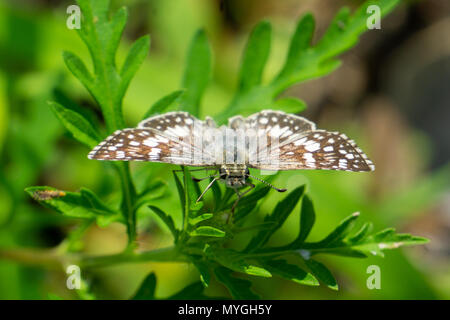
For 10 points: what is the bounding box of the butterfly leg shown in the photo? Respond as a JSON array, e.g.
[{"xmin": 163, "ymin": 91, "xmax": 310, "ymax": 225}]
[{"xmin": 229, "ymin": 183, "xmax": 255, "ymax": 222}]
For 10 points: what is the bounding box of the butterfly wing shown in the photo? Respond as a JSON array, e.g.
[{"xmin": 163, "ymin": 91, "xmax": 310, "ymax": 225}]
[
  {"xmin": 239, "ymin": 110, "xmax": 374, "ymax": 172},
  {"xmin": 88, "ymin": 112, "xmax": 217, "ymax": 166}
]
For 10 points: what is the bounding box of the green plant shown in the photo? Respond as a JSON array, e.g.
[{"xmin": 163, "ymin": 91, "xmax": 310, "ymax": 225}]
[{"xmin": 12, "ymin": 0, "xmax": 428, "ymax": 299}]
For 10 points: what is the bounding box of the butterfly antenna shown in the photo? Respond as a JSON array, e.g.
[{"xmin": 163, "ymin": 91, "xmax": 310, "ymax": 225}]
[
  {"xmin": 248, "ymin": 175, "xmax": 287, "ymax": 192},
  {"xmin": 196, "ymin": 177, "xmax": 219, "ymax": 202}
]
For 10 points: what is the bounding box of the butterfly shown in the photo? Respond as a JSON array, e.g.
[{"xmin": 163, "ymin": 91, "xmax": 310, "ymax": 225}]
[{"xmin": 88, "ymin": 110, "xmax": 374, "ymax": 212}]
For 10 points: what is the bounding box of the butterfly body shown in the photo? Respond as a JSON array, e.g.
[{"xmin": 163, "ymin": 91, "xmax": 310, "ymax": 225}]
[{"xmin": 219, "ymin": 164, "xmax": 249, "ymax": 189}]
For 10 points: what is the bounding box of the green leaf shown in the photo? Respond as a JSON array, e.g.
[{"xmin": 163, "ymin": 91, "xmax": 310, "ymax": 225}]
[
  {"xmin": 277, "ymin": 13, "xmax": 315, "ymax": 79},
  {"xmin": 168, "ymin": 282, "xmax": 208, "ymax": 300},
  {"xmin": 142, "ymin": 90, "xmax": 185, "ymax": 120},
  {"xmin": 304, "ymin": 259, "xmax": 338, "ymax": 291},
  {"xmin": 181, "ymin": 29, "xmax": 211, "ymax": 116},
  {"xmin": 348, "ymin": 222, "xmax": 373, "ymax": 243},
  {"xmin": 62, "ymin": 51, "xmax": 94, "ymax": 94},
  {"xmin": 309, "ymin": 212, "xmax": 360, "ymax": 248},
  {"xmin": 214, "ymin": 267, "xmax": 260, "ymax": 299},
  {"xmin": 132, "ymin": 272, "xmax": 156, "ymax": 300},
  {"xmin": 349, "ymin": 229, "xmax": 429, "ymax": 258},
  {"xmin": 148, "ymin": 206, "xmax": 178, "ymax": 240},
  {"xmin": 191, "ymin": 259, "xmax": 211, "ymax": 287},
  {"xmin": 245, "ymin": 185, "xmax": 305, "ymax": 252},
  {"xmin": 272, "ymin": 97, "xmax": 307, "ymax": 114},
  {"xmin": 119, "ymin": 35, "xmax": 151, "ymax": 94},
  {"xmin": 236, "ymin": 21, "xmax": 271, "ymax": 94},
  {"xmin": 205, "ymin": 247, "xmax": 271, "ymax": 278},
  {"xmin": 292, "ymin": 195, "xmax": 316, "ymax": 246},
  {"xmin": 190, "ymin": 213, "xmax": 214, "ymax": 225},
  {"xmin": 172, "ymin": 170, "xmax": 186, "ymax": 219},
  {"xmin": 108, "ymin": 7, "xmax": 128, "ymax": 65},
  {"xmin": 216, "ymin": 0, "xmax": 400, "ymax": 121},
  {"xmin": 49, "ymin": 101, "xmax": 100, "ymax": 148},
  {"xmin": 190, "ymin": 226, "xmax": 225, "ymax": 238},
  {"xmin": 183, "ymin": 166, "xmax": 201, "ymax": 226},
  {"xmin": 25, "ymin": 186, "xmax": 119, "ymax": 224},
  {"xmin": 261, "ymin": 259, "xmax": 319, "ymax": 287}
]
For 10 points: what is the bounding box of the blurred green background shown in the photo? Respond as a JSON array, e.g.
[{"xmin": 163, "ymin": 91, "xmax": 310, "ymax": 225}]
[{"xmin": 0, "ymin": 0, "xmax": 449, "ymax": 299}]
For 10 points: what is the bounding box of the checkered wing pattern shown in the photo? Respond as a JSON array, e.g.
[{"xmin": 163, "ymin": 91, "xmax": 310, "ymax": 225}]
[
  {"xmin": 88, "ymin": 112, "xmax": 216, "ymax": 166},
  {"xmin": 239, "ymin": 110, "xmax": 374, "ymax": 172}
]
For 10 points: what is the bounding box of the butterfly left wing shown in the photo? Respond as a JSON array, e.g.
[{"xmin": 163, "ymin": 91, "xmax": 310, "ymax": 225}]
[{"xmin": 88, "ymin": 112, "xmax": 217, "ymax": 166}]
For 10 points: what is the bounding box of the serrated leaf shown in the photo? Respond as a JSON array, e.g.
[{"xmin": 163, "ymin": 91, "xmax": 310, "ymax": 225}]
[
  {"xmin": 272, "ymin": 0, "xmax": 400, "ymax": 93},
  {"xmin": 190, "ymin": 213, "xmax": 214, "ymax": 225},
  {"xmin": 62, "ymin": 51, "xmax": 94, "ymax": 93},
  {"xmin": 181, "ymin": 29, "xmax": 211, "ymax": 116},
  {"xmin": 190, "ymin": 226, "xmax": 225, "ymax": 238},
  {"xmin": 236, "ymin": 21, "xmax": 271, "ymax": 94},
  {"xmin": 262, "ymin": 259, "xmax": 319, "ymax": 287},
  {"xmin": 120, "ymin": 35, "xmax": 150, "ymax": 94},
  {"xmin": 348, "ymin": 222, "xmax": 373, "ymax": 243},
  {"xmin": 108, "ymin": 7, "xmax": 128, "ymax": 65},
  {"xmin": 191, "ymin": 259, "xmax": 211, "ymax": 287},
  {"xmin": 131, "ymin": 272, "xmax": 156, "ymax": 300},
  {"xmin": 49, "ymin": 101, "xmax": 100, "ymax": 148},
  {"xmin": 277, "ymin": 13, "xmax": 315, "ymax": 79},
  {"xmin": 148, "ymin": 206, "xmax": 178, "ymax": 239},
  {"xmin": 245, "ymin": 185, "xmax": 305, "ymax": 252},
  {"xmin": 272, "ymin": 97, "xmax": 307, "ymax": 113},
  {"xmin": 142, "ymin": 90, "xmax": 184, "ymax": 120},
  {"xmin": 214, "ymin": 267, "xmax": 260, "ymax": 300},
  {"xmin": 172, "ymin": 170, "xmax": 186, "ymax": 218},
  {"xmin": 310, "ymin": 212, "xmax": 360, "ymax": 248},
  {"xmin": 205, "ymin": 247, "xmax": 271, "ymax": 278},
  {"xmin": 168, "ymin": 282, "xmax": 208, "ymax": 300},
  {"xmin": 304, "ymin": 259, "xmax": 338, "ymax": 291},
  {"xmin": 292, "ymin": 195, "xmax": 316, "ymax": 246},
  {"xmin": 351, "ymin": 230, "xmax": 429, "ymax": 257},
  {"xmin": 25, "ymin": 186, "xmax": 119, "ymax": 226}
]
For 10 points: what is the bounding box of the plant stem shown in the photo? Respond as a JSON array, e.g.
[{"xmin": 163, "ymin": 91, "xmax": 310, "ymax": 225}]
[
  {"xmin": 116, "ymin": 162, "xmax": 137, "ymax": 249},
  {"xmin": 80, "ymin": 246, "xmax": 188, "ymax": 268},
  {"xmin": 0, "ymin": 246, "xmax": 188, "ymax": 269}
]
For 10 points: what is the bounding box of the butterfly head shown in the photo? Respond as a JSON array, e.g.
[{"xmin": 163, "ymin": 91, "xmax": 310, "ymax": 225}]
[{"xmin": 220, "ymin": 165, "xmax": 249, "ymax": 189}]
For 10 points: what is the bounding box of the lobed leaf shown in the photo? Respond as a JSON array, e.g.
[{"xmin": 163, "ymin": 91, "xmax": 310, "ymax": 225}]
[
  {"xmin": 119, "ymin": 35, "xmax": 151, "ymax": 95},
  {"xmin": 214, "ymin": 267, "xmax": 260, "ymax": 300},
  {"xmin": 272, "ymin": 97, "xmax": 307, "ymax": 114},
  {"xmin": 290, "ymin": 194, "xmax": 316, "ymax": 247},
  {"xmin": 245, "ymin": 185, "xmax": 305, "ymax": 252},
  {"xmin": 191, "ymin": 258, "xmax": 211, "ymax": 287},
  {"xmin": 168, "ymin": 282, "xmax": 208, "ymax": 300},
  {"xmin": 49, "ymin": 101, "xmax": 100, "ymax": 148},
  {"xmin": 308, "ymin": 212, "xmax": 360, "ymax": 248},
  {"xmin": 261, "ymin": 259, "xmax": 319, "ymax": 287},
  {"xmin": 205, "ymin": 247, "xmax": 271, "ymax": 278},
  {"xmin": 236, "ymin": 21, "xmax": 271, "ymax": 95},
  {"xmin": 190, "ymin": 226, "xmax": 225, "ymax": 238},
  {"xmin": 180, "ymin": 30, "xmax": 211, "ymax": 116},
  {"xmin": 131, "ymin": 272, "xmax": 156, "ymax": 300},
  {"xmin": 25, "ymin": 186, "xmax": 118, "ymax": 221},
  {"xmin": 304, "ymin": 258, "xmax": 338, "ymax": 291},
  {"xmin": 142, "ymin": 90, "xmax": 185, "ymax": 120},
  {"xmin": 62, "ymin": 51, "xmax": 94, "ymax": 94},
  {"xmin": 148, "ymin": 206, "xmax": 179, "ymax": 240},
  {"xmin": 190, "ymin": 213, "xmax": 214, "ymax": 225}
]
